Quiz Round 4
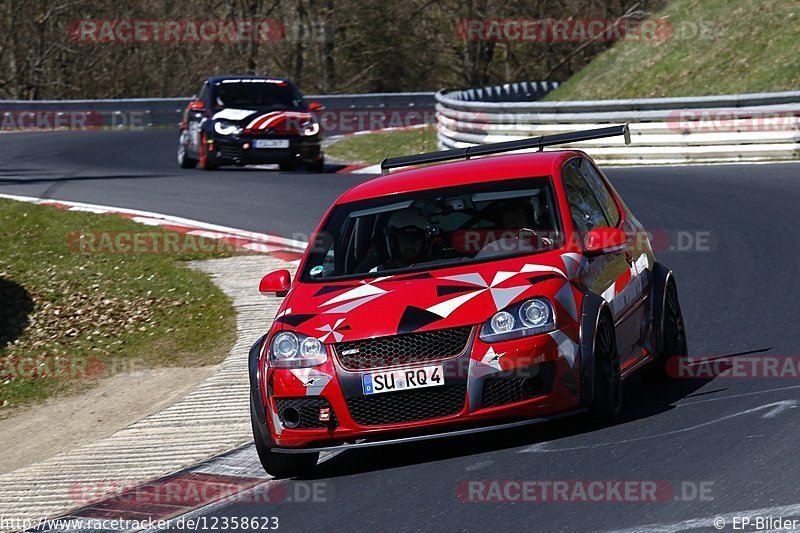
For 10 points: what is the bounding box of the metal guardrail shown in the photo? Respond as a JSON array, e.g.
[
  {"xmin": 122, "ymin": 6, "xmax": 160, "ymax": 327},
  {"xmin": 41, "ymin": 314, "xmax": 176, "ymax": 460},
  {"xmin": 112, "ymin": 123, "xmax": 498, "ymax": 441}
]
[
  {"xmin": 435, "ymin": 84, "xmax": 800, "ymax": 164},
  {"xmin": 0, "ymin": 92, "xmax": 437, "ymax": 135}
]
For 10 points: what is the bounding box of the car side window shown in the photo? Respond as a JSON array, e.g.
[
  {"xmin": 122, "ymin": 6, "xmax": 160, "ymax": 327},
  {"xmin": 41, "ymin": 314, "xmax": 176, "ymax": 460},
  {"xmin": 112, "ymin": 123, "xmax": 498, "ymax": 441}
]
[
  {"xmin": 197, "ymin": 84, "xmax": 209, "ymax": 105},
  {"xmin": 562, "ymin": 159, "xmax": 609, "ymax": 233},
  {"xmin": 579, "ymin": 159, "xmax": 620, "ymax": 227}
]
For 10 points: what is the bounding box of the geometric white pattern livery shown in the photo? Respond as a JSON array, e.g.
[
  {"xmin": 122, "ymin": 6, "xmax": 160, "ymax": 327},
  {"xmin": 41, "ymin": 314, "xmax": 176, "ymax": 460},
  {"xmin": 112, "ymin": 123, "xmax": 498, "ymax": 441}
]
[
  {"xmin": 428, "ymin": 262, "xmax": 563, "ymax": 319},
  {"xmin": 479, "ymin": 346, "xmax": 506, "ymax": 371},
  {"xmin": 316, "ymin": 318, "xmax": 347, "ymax": 342},
  {"xmin": 289, "ymin": 368, "xmax": 332, "ymax": 396},
  {"xmin": 548, "ymin": 329, "xmax": 579, "ymax": 368},
  {"xmin": 554, "ymin": 282, "xmax": 579, "ymax": 321}
]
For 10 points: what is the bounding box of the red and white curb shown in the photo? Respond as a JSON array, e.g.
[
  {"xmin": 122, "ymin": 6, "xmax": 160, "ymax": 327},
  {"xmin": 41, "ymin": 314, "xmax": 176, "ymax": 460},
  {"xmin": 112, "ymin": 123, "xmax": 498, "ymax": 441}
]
[
  {"xmin": 28, "ymin": 443, "xmax": 342, "ymax": 533},
  {"xmin": 0, "ymin": 193, "xmax": 309, "ymax": 263}
]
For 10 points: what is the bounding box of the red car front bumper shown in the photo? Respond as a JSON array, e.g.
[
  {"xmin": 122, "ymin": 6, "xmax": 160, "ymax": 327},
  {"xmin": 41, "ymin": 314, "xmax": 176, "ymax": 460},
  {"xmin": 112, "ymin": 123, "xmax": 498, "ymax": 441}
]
[{"xmin": 260, "ymin": 325, "xmax": 582, "ymax": 449}]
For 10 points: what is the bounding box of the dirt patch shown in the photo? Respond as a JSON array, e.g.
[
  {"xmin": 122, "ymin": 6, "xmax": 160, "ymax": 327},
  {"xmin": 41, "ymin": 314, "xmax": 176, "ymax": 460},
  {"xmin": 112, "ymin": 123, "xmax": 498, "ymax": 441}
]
[{"xmin": 0, "ymin": 365, "xmax": 216, "ymax": 474}]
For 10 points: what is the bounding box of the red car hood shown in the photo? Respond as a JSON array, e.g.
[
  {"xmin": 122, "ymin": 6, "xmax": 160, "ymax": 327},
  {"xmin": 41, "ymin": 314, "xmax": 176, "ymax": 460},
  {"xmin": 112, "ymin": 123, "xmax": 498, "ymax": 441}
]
[{"xmin": 275, "ymin": 251, "xmax": 585, "ymax": 343}]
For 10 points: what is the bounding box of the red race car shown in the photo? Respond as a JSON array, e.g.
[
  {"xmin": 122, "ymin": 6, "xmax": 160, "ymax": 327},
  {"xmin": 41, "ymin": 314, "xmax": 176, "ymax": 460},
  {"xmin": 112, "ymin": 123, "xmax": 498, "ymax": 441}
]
[{"xmin": 249, "ymin": 125, "xmax": 688, "ymax": 477}]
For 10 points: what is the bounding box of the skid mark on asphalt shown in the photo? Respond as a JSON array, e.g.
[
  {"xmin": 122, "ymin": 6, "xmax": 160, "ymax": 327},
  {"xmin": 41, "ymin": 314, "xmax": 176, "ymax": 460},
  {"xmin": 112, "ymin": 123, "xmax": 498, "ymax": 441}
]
[
  {"xmin": 518, "ymin": 400, "xmax": 798, "ymax": 454},
  {"xmin": 675, "ymin": 383, "xmax": 800, "ymax": 407},
  {"xmin": 464, "ymin": 460, "xmax": 495, "ymax": 472}
]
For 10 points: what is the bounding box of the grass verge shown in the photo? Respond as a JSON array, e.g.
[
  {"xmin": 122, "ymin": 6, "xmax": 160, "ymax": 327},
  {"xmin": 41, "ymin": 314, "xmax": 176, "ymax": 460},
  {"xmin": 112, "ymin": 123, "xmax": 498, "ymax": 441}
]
[
  {"xmin": 327, "ymin": 126, "xmax": 438, "ymax": 164},
  {"xmin": 0, "ymin": 199, "xmax": 238, "ymax": 414},
  {"xmin": 545, "ymin": 0, "xmax": 800, "ymax": 100}
]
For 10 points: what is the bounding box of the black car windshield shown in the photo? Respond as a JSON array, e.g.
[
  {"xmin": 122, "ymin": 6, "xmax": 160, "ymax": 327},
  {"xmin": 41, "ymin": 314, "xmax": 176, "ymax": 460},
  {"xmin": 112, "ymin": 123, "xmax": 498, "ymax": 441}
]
[
  {"xmin": 302, "ymin": 177, "xmax": 562, "ymax": 281},
  {"xmin": 211, "ymin": 79, "xmax": 304, "ymax": 110}
]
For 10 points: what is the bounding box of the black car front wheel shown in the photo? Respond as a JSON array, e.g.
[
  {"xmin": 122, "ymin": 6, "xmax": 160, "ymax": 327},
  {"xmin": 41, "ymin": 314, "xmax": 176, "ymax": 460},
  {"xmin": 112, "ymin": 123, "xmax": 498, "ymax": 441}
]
[{"xmin": 251, "ymin": 397, "xmax": 319, "ymax": 478}]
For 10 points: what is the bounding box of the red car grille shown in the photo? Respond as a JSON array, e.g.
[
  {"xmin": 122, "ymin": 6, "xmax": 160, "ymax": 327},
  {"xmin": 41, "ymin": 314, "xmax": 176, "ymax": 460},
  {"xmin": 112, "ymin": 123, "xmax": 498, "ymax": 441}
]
[
  {"xmin": 345, "ymin": 384, "xmax": 466, "ymax": 426},
  {"xmin": 333, "ymin": 327, "xmax": 472, "ymax": 371}
]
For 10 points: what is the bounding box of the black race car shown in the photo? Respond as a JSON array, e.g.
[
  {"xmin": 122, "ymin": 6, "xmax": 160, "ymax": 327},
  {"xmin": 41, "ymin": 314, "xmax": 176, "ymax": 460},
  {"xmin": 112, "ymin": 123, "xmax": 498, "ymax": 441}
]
[{"xmin": 177, "ymin": 76, "xmax": 324, "ymax": 172}]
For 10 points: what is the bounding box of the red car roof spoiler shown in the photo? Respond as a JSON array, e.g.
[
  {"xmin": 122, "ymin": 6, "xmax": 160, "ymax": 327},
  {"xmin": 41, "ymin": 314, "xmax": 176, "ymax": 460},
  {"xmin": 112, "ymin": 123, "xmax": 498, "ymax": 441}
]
[{"xmin": 380, "ymin": 124, "xmax": 631, "ymax": 174}]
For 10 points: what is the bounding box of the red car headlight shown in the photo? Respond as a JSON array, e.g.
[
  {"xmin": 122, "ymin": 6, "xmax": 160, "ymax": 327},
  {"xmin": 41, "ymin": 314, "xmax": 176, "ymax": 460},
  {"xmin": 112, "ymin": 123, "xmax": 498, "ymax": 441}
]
[
  {"xmin": 479, "ymin": 297, "xmax": 556, "ymax": 342},
  {"xmin": 269, "ymin": 331, "xmax": 327, "ymax": 368}
]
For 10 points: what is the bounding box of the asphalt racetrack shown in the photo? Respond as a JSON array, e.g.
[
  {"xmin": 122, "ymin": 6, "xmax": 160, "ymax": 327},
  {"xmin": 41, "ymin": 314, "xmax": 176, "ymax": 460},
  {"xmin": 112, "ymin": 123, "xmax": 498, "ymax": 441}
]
[{"xmin": 2, "ymin": 129, "xmax": 800, "ymax": 532}]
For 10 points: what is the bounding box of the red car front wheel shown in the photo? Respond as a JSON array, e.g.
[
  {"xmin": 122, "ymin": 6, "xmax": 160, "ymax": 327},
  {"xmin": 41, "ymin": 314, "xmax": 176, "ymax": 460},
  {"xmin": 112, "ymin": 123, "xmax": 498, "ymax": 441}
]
[{"xmin": 250, "ymin": 398, "xmax": 318, "ymax": 478}]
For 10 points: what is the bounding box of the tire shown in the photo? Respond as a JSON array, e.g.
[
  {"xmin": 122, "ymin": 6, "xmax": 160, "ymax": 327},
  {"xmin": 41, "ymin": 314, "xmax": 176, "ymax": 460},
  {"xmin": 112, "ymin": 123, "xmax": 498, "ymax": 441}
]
[
  {"xmin": 589, "ymin": 313, "xmax": 622, "ymax": 423},
  {"xmin": 198, "ymin": 132, "xmax": 218, "ymax": 170},
  {"xmin": 250, "ymin": 397, "xmax": 319, "ymax": 478},
  {"xmin": 648, "ymin": 281, "xmax": 688, "ymax": 381},
  {"xmin": 279, "ymin": 162, "xmax": 296, "ymax": 172},
  {"xmin": 177, "ymin": 142, "xmax": 197, "ymax": 169}
]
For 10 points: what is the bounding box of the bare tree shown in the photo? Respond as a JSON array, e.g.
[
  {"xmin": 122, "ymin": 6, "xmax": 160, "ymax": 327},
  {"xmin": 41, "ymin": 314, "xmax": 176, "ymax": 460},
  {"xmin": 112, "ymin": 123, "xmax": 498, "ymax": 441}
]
[{"xmin": 0, "ymin": 0, "xmax": 668, "ymax": 99}]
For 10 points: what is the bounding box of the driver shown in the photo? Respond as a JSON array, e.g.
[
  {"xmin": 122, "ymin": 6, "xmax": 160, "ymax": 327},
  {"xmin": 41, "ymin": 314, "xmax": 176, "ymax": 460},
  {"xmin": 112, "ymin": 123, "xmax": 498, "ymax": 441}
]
[
  {"xmin": 475, "ymin": 200, "xmax": 550, "ymax": 258},
  {"xmin": 384, "ymin": 208, "xmax": 429, "ymax": 268},
  {"xmin": 498, "ymin": 199, "xmax": 534, "ymax": 230}
]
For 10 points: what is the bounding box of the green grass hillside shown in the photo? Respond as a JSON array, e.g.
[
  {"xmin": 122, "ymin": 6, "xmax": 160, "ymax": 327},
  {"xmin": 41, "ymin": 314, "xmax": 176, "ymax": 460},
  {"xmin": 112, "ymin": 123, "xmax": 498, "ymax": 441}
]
[{"xmin": 545, "ymin": 0, "xmax": 800, "ymax": 100}]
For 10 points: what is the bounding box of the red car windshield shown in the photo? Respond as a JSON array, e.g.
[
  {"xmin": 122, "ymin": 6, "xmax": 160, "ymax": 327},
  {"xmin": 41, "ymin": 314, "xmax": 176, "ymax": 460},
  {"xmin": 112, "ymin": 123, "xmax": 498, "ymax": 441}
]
[{"xmin": 303, "ymin": 177, "xmax": 562, "ymax": 281}]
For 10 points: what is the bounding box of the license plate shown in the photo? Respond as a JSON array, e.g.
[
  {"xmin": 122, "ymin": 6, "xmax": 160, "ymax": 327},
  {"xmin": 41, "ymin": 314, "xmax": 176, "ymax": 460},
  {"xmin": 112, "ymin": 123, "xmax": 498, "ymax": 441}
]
[
  {"xmin": 254, "ymin": 139, "xmax": 289, "ymax": 149},
  {"xmin": 362, "ymin": 364, "xmax": 444, "ymax": 395}
]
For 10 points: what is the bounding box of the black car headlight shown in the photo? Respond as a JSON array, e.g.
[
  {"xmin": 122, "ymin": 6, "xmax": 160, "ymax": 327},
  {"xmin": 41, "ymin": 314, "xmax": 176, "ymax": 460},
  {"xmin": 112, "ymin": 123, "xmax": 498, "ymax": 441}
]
[
  {"xmin": 269, "ymin": 331, "xmax": 327, "ymax": 368},
  {"xmin": 479, "ymin": 298, "xmax": 556, "ymax": 342},
  {"xmin": 214, "ymin": 120, "xmax": 243, "ymax": 136}
]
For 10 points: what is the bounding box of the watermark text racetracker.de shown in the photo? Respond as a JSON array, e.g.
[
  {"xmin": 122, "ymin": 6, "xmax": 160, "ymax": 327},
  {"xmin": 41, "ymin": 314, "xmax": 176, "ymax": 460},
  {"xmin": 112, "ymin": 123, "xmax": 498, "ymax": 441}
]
[
  {"xmin": 1, "ymin": 355, "xmax": 146, "ymax": 382},
  {"xmin": 69, "ymin": 478, "xmax": 331, "ymax": 506},
  {"xmin": 67, "ymin": 230, "xmax": 252, "ymax": 255},
  {"xmin": 667, "ymin": 109, "xmax": 800, "ymax": 133},
  {"xmin": 440, "ymin": 109, "xmax": 799, "ymax": 135},
  {"xmin": 0, "ymin": 110, "xmax": 148, "ymax": 131},
  {"xmin": 457, "ymin": 480, "xmax": 714, "ymax": 503},
  {"xmin": 668, "ymin": 356, "xmax": 800, "ymax": 380},
  {"xmin": 456, "ymin": 18, "xmax": 721, "ymax": 42},
  {"xmin": 68, "ymin": 19, "xmax": 327, "ymax": 43},
  {"xmin": 303, "ymin": 228, "xmax": 714, "ymax": 256},
  {"xmin": 0, "ymin": 109, "xmax": 433, "ymax": 133}
]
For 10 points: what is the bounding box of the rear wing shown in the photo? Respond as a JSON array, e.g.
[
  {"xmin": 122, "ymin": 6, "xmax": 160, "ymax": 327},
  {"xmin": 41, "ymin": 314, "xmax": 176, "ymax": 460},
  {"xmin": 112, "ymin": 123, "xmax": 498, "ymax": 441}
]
[{"xmin": 380, "ymin": 124, "xmax": 630, "ymax": 174}]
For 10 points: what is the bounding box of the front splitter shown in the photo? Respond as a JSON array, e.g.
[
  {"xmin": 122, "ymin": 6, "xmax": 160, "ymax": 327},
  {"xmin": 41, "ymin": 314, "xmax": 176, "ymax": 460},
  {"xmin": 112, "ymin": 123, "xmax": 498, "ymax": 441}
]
[{"xmin": 272, "ymin": 408, "xmax": 587, "ymax": 453}]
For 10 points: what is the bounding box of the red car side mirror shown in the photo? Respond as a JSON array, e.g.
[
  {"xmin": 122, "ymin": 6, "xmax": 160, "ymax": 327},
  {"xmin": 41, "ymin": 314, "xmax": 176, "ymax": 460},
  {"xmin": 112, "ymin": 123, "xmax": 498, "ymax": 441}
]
[
  {"xmin": 188, "ymin": 100, "xmax": 205, "ymax": 111},
  {"xmin": 308, "ymin": 101, "xmax": 325, "ymax": 112},
  {"xmin": 259, "ymin": 270, "xmax": 291, "ymax": 297},
  {"xmin": 584, "ymin": 227, "xmax": 628, "ymax": 256}
]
